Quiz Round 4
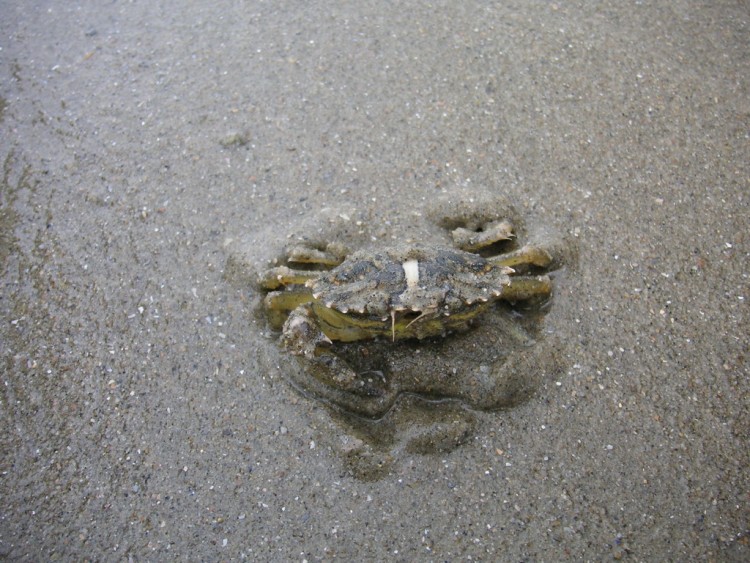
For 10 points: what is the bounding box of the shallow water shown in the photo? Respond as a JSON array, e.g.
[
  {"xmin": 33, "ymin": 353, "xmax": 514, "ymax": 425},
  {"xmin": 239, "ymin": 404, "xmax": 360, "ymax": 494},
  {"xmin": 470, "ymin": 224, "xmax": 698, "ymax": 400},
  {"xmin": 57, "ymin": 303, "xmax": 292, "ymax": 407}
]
[{"xmin": 1, "ymin": 1, "xmax": 748, "ymax": 559}]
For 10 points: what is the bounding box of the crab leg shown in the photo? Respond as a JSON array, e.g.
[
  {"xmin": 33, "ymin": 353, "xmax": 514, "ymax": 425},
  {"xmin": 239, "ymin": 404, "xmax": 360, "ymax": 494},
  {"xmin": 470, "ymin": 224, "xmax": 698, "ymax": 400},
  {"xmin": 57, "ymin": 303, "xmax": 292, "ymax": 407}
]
[
  {"xmin": 501, "ymin": 274, "xmax": 552, "ymax": 301},
  {"xmin": 263, "ymin": 288, "xmax": 315, "ymax": 329},
  {"xmin": 286, "ymin": 244, "xmax": 346, "ymax": 267},
  {"xmin": 264, "ymin": 287, "xmax": 314, "ymax": 311},
  {"xmin": 451, "ymin": 220, "xmax": 514, "ymax": 252},
  {"xmin": 258, "ymin": 266, "xmax": 320, "ymax": 290},
  {"xmin": 488, "ymin": 244, "xmax": 553, "ymax": 269},
  {"xmin": 260, "ymin": 241, "xmax": 349, "ymax": 289}
]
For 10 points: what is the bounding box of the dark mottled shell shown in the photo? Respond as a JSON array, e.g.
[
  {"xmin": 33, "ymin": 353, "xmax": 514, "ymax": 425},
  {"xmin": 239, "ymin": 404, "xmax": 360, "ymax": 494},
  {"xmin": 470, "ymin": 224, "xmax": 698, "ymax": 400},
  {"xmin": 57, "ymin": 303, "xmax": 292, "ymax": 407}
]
[{"xmin": 309, "ymin": 244, "xmax": 510, "ymax": 318}]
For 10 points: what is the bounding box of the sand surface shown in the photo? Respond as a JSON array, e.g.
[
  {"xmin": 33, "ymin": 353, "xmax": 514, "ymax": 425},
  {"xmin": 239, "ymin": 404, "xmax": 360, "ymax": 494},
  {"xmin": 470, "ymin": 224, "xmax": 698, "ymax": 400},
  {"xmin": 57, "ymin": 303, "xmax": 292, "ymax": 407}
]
[{"xmin": 1, "ymin": 1, "xmax": 748, "ymax": 560}]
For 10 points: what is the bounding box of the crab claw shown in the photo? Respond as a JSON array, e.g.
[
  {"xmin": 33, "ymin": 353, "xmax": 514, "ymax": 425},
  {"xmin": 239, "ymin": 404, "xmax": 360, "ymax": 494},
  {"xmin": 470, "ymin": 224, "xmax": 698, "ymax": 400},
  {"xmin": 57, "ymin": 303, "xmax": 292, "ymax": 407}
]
[{"xmin": 281, "ymin": 305, "xmax": 332, "ymax": 357}]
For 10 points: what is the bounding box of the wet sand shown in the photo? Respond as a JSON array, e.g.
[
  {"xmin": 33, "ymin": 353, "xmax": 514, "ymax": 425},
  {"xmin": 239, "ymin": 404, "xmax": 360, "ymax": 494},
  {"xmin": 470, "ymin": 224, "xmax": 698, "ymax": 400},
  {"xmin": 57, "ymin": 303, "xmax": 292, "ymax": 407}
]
[{"xmin": 1, "ymin": 1, "xmax": 748, "ymax": 560}]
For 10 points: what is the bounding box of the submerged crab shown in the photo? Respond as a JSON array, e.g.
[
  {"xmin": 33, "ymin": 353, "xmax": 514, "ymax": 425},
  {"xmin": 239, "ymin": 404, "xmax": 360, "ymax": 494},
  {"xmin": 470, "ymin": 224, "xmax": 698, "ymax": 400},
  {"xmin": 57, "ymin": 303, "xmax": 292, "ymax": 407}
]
[{"xmin": 259, "ymin": 218, "xmax": 559, "ymax": 411}]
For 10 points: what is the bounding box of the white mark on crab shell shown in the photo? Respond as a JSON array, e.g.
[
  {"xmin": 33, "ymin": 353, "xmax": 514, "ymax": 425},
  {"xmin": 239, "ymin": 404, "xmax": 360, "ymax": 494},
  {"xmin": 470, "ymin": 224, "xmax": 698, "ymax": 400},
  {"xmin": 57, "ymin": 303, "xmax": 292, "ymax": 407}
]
[
  {"xmin": 402, "ymin": 259, "xmax": 419, "ymax": 289},
  {"xmin": 288, "ymin": 316, "xmax": 306, "ymax": 330}
]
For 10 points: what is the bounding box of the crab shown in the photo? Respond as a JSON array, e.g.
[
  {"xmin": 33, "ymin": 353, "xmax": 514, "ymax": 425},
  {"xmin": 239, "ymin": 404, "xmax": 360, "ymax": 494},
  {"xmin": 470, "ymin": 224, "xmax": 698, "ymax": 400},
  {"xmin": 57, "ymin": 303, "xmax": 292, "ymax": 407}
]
[{"xmin": 258, "ymin": 217, "xmax": 559, "ymax": 409}]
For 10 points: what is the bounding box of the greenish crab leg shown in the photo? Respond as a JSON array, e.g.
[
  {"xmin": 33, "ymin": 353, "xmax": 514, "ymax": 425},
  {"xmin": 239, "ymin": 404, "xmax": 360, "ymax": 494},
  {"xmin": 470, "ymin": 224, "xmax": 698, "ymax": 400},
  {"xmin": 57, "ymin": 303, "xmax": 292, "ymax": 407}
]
[
  {"xmin": 501, "ymin": 275, "xmax": 552, "ymax": 301},
  {"xmin": 264, "ymin": 287, "xmax": 314, "ymax": 311},
  {"xmin": 488, "ymin": 244, "xmax": 553, "ymax": 269},
  {"xmin": 260, "ymin": 242, "xmax": 348, "ymax": 290},
  {"xmin": 258, "ymin": 266, "xmax": 319, "ymax": 290},
  {"xmin": 263, "ymin": 287, "xmax": 315, "ymax": 330}
]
